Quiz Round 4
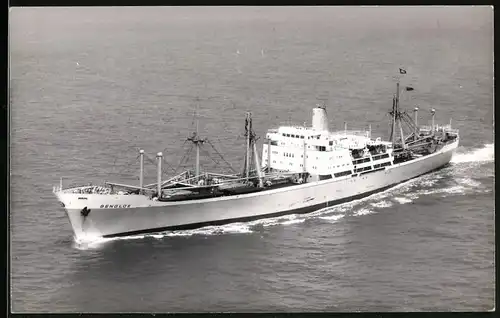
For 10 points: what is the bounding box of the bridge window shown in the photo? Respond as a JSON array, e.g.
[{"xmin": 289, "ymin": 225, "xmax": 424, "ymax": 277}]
[
  {"xmin": 373, "ymin": 153, "xmax": 390, "ymax": 161},
  {"xmin": 355, "ymin": 166, "xmax": 372, "ymax": 173},
  {"xmin": 300, "ymin": 135, "xmax": 304, "ymax": 139},
  {"xmin": 334, "ymin": 170, "xmax": 352, "ymax": 177},
  {"xmin": 286, "ymin": 134, "xmax": 290, "ymax": 137}
]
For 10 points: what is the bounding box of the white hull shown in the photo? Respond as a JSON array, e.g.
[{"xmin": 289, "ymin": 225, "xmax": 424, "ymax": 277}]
[{"xmin": 56, "ymin": 140, "xmax": 458, "ymax": 240}]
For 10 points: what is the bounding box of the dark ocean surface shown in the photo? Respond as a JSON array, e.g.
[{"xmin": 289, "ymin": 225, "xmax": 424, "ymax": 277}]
[{"xmin": 10, "ymin": 7, "xmax": 494, "ymax": 312}]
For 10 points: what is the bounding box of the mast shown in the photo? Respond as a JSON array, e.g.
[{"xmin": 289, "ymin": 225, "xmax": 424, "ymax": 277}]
[
  {"xmin": 139, "ymin": 149, "xmax": 144, "ymax": 194},
  {"xmin": 156, "ymin": 152, "xmax": 162, "ymax": 197},
  {"xmin": 391, "ymin": 94, "xmax": 397, "ymax": 147},
  {"xmin": 187, "ymin": 99, "xmax": 205, "ymax": 182},
  {"xmin": 396, "ymin": 81, "xmax": 400, "ymax": 106},
  {"xmin": 391, "ymin": 81, "xmax": 403, "ymax": 148},
  {"xmin": 395, "ymin": 81, "xmax": 407, "ymax": 149},
  {"xmin": 245, "ymin": 114, "xmax": 263, "ymax": 187},
  {"xmin": 195, "ymin": 116, "xmax": 200, "ymax": 178},
  {"xmin": 245, "ymin": 112, "xmax": 251, "ymax": 179}
]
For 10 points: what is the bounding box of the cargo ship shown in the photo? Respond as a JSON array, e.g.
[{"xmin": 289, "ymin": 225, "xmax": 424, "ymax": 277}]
[{"xmin": 53, "ymin": 72, "xmax": 459, "ymax": 241}]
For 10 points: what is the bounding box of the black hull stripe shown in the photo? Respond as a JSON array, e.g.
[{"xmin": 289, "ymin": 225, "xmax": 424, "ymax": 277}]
[{"xmin": 103, "ymin": 164, "xmax": 449, "ymax": 238}]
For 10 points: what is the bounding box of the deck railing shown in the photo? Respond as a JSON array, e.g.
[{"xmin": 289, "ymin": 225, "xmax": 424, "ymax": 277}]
[
  {"xmin": 331, "ymin": 130, "xmax": 370, "ymax": 137},
  {"xmin": 419, "ymin": 125, "xmax": 459, "ymax": 135}
]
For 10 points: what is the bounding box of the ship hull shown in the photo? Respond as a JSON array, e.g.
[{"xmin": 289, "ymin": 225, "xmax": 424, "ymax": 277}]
[{"xmin": 58, "ymin": 140, "xmax": 458, "ymax": 241}]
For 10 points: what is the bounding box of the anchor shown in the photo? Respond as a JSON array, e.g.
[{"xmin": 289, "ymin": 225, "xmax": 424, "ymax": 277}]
[
  {"xmin": 80, "ymin": 206, "xmax": 91, "ymax": 217},
  {"xmin": 80, "ymin": 206, "xmax": 92, "ymax": 232}
]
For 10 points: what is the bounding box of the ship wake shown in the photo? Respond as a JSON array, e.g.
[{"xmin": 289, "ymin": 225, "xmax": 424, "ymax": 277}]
[{"xmin": 450, "ymin": 143, "xmax": 494, "ymax": 164}]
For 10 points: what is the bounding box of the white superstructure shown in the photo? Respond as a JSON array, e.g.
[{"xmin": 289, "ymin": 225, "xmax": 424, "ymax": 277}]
[{"xmin": 262, "ymin": 106, "xmax": 393, "ymax": 182}]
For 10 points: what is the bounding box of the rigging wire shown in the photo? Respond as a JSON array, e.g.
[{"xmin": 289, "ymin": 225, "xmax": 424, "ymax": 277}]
[
  {"xmin": 143, "ymin": 153, "xmax": 158, "ymax": 166},
  {"xmin": 157, "ymin": 151, "xmax": 178, "ymax": 174},
  {"xmin": 199, "ymin": 145, "xmax": 224, "ymax": 171},
  {"xmin": 174, "ymin": 143, "xmax": 194, "ymax": 174},
  {"xmin": 401, "ymin": 113, "xmax": 417, "ymax": 135},
  {"xmin": 403, "ymin": 112, "xmax": 418, "ymax": 130},
  {"xmin": 142, "ymin": 153, "xmax": 171, "ymax": 181},
  {"xmin": 111, "ymin": 157, "xmax": 118, "ymax": 174},
  {"xmin": 191, "ymin": 100, "xmax": 197, "ymax": 128},
  {"xmin": 139, "ymin": 153, "xmax": 166, "ymax": 182},
  {"xmin": 111, "ymin": 145, "xmax": 140, "ymax": 173},
  {"xmin": 161, "ymin": 139, "xmax": 189, "ymax": 175},
  {"xmin": 206, "ymin": 139, "xmax": 238, "ymax": 173},
  {"xmin": 161, "ymin": 157, "xmax": 174, "ymax": 178}
]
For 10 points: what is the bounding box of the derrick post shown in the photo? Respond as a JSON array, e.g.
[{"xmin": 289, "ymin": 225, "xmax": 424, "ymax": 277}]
[
  {"xmin": 139, "ymin": 149, "xmax": 144, "ymax": 194},
  {"xmin": 156, "ymin": 152, "xmax": 162, "ymax": 198},
  {"xmin": 431, "ymin": 108, "xmax": 436, "ymax": 135}
]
